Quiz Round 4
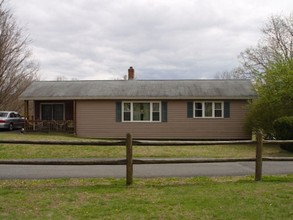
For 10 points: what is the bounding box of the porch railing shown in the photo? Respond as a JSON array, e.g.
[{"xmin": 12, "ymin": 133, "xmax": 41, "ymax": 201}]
[{"xmin": 25, "ymin": 120, "xmax": 74, "ymax": 133}]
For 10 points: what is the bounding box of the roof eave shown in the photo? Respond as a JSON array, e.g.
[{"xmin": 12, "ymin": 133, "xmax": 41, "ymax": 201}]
[{"xmin": 19, "ymin": 96, "xmax": 257, "ymax": 101}]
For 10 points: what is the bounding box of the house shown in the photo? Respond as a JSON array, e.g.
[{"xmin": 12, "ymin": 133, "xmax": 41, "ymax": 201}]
[{"xmin": 19, "ymin": 67, "xmax": 257, "ymax": 140}]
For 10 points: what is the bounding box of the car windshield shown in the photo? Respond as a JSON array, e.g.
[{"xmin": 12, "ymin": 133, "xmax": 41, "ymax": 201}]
[{"xmin": 0, "ymin": 112, "xmax": 8, "ymax": 117}]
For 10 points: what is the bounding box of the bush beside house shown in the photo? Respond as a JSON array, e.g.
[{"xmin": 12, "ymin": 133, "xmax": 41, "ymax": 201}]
[{"xmin": 273, "ymin": 116, "xmax": 293, "ymax": 152}]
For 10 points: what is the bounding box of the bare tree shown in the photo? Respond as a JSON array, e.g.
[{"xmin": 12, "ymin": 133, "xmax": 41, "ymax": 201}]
[
  {"xmin": 239, "ymin": 14, "xmax": 293, "ymax": 81},
  {"xmin": 217, "ymin": 14, "xmax": 293, "ymax": 81},
  {"xmin": 55, "ymin": 75, "xmax": 79, "ymax": 81},
  {"xmin": 0, "ymin": 0, "xmax": 38, "ymax": 112},
  {"xmin": 215, "ymin": 67, "xmax": 248, "ymax": 79},
  {"xmin": 56, "ymin": 75, "xmax": 68, "ymax": 81}
]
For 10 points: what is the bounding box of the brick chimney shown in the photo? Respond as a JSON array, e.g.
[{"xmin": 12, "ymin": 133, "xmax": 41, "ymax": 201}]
[{"xmin": 128, "ymin": 66, "xmax": 134, "ymax": 80}]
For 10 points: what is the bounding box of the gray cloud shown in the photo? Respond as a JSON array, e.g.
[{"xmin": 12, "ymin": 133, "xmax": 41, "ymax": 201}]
[{"xmin": 9, "ymin": 0, "xmax": 293, "ymax": 80}]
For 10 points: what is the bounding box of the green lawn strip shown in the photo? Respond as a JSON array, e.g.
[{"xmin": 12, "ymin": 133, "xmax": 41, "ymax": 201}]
[
  {"xmin": 0, "ymin": 132, "xmax": 89, "ymax": 141},
  {"xmin": 133, "ymin": 144, "xmax": 292, "ymax": 158},
  {"xmin": 0, "ymin": 144, "xmax": 291, "ymax": 159},
  {"xmin": 0, "ymin": 132, "xmax": 292, "ymax": 159},
  {"xmin": 0, "ymin": 144, "xmax": 124, "ymax": 159},
  {"xmin": 0, "ymin": 175, "xmax": 292, "ymax": 219}
]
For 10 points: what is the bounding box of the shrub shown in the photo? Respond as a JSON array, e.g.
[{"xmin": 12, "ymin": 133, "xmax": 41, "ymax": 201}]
[{"xmin": 273, "ymin": 116, "xmax": 293, "ymax": 152}]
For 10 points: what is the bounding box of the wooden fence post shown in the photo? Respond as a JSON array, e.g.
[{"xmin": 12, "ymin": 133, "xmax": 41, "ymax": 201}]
[
  {"xmin": 255, "ymin": 131, "xmax": 263, "ymax": 181},
  {"xmin": 126, "ymin": 133, "xmax": 133, "ymax": 185}
]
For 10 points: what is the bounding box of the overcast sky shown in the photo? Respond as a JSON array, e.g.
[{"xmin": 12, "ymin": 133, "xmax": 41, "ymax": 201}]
[{"xmin": 8, "ymin": 0, "xmax": 293, "ymax": 80}]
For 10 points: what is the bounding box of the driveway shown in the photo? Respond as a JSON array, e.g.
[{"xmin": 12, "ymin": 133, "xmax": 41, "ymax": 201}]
[{"xmin": 0, "ymin": 161, "xmax": 292, "ymax": 179}]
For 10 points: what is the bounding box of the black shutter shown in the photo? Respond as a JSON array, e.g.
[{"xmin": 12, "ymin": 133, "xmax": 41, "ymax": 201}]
[
  {"xmin": 116, "ymin": 102, "xmax": 122, "ymax": 122},
  {"xmin": 161, "ymin": 102, "xmax": 168, "ymax": 122},
  {"xmin": 187, "ymin": 102, "xmax": 193, "ymax": 118},
  {"xmin": 224, "ymin": 102, "xmax": 230, "ymax": 118}
]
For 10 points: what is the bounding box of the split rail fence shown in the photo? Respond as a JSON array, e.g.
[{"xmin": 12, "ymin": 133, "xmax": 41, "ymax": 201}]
[{"xmin": 0, "ymin": 133, "xmax": 293, "ymax": 185}]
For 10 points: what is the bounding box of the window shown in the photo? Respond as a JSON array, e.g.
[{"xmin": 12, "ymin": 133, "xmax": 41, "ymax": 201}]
[
  {"xmin": 194, "ymin": 103, "xmax": 203, "ymax": 117},
  {"xmin": 194, "ymin": 101, "xmax": 223, "ymax": 118},
  {"xmin": 133, "ymin": 103, "xmax": 150, "ymax": 121},
  {"xmin": 0, "ymin": 112, "xmax": 8, "ymax": 117},
  {"xmin": 204, "ymin": 102, "xmax": 213, "ymax": 117},
  {"xmin": 152, "ymin": 103, "xmax": 160, "ymax": 121},
  {"xmin": 41, "ymin": 103, "xmax": 64, "ymax": 120},
  {"xmin": 9, "ymin": 113, "xmax": 16, "ymax": 118},
  {"xmin": 122, "ymin": 102, "xmax": 161, "ymax": 122},
  {"xmin": 214, "ymin": 102, "xmax": 223, "ymax": 117},
  {"xmin": 123, "ymin": 103, "xmax": 131, "ymax": 121}
]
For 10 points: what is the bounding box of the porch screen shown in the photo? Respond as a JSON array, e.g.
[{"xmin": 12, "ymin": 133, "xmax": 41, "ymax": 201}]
[{"xmin": 41, "ymin": 104, "xmax": 64, "ymax": 120}]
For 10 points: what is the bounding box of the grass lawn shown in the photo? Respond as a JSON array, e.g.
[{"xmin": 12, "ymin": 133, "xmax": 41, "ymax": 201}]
[
  {"xmin": 0, "ymin": 132, "xmax": 292, "ymax": 159},
  {"xmin": 0, "ymin": 132, "xmax": 84, "ymax": 141},
  {"xmin": 0, "ymin": 133, "xmax": 292, "ymax": 219},
  {"xmin": 0, "ymin": 175, "xmax": 292, "ymax": 219}
]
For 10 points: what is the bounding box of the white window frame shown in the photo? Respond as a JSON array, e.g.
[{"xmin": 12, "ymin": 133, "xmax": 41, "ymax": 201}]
[
  {"xmin": 40, "ymin": 103, "xmax": 65, "ymax": 120},
  {"xmin": 194, "ymin": 101, "xmax": 224, "ymax": 118},
  {"xmin": 122, "ymin": 101, "xmax": 161, "ymax": 122}
]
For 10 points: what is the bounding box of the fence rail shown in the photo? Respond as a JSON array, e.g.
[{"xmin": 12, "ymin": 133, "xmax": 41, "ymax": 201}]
[
  {"xmin": 0, "ymin": 139, "xmax": 125, "ymax": 146},
  {"xmin": 0, "ymin": 139, "xmax": 258, "ymax": 146},
  {"xmin": 0, "ymin": 157, "xmax": 291, "ymax": 166},
  {"xmin": 2, "ymin": 139, "xmax": 293, "ymax": 146},
  {"xmin": 2, "ymin": 139, "xmax": 292, "ymax": 146},
  {"xmin": 1, "ymin": 133, "xmax": 293, "ymax": 185}
]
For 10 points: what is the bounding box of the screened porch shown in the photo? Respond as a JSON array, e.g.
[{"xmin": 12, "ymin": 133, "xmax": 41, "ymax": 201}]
[{"xmin": 23, "ymin": 100, "xmax": 75, "ymax": 133}]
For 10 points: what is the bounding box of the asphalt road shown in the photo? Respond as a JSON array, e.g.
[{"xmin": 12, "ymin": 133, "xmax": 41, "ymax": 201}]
[{"xmin": 0, "ymin": 161, "xmax": 292, "ymax": 179}]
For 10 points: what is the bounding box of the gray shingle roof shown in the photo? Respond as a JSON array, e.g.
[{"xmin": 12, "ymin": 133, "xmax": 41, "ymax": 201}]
[{"xmin": 19, "ymin": 80, "xmax": 256, "ymax": 100}]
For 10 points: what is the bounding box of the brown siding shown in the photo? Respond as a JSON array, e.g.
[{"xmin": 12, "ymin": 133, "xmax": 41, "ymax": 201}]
[{"xmin": 76, "ymin": 100, "xmax": 251, "ymax": 140}]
